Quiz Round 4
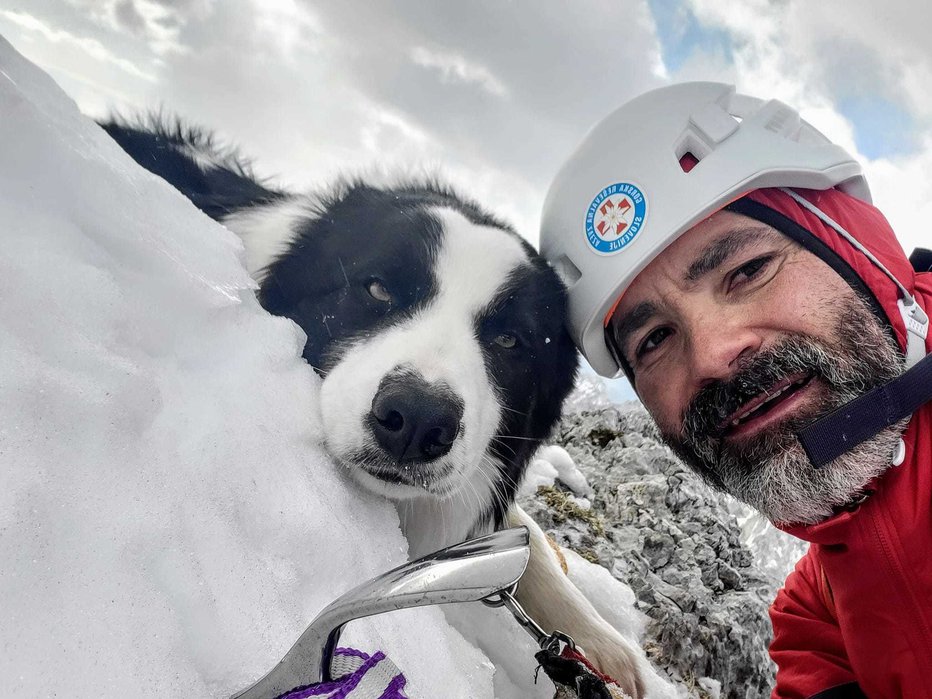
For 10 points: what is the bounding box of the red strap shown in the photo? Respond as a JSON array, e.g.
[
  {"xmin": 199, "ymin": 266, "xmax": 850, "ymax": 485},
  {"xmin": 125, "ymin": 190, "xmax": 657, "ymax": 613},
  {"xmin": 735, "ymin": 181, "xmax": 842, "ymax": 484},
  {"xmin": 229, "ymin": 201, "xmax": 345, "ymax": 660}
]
[{"xmin": 560, "ymin": 645, "xmax": 619, "ymax": 686}]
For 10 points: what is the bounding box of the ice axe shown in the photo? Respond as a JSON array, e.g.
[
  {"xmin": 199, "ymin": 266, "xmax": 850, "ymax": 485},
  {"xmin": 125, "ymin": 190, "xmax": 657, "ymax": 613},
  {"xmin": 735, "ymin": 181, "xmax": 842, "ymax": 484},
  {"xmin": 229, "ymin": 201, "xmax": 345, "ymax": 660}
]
[{"xmin": 231, "ymin": 526, "xmax": 532, "ymax": 699}]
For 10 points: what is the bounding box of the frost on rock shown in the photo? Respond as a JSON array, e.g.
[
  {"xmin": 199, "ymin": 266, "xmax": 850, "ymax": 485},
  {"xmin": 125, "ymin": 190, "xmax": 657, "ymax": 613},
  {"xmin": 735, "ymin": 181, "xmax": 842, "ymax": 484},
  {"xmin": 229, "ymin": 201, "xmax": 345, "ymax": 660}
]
[
  {"xmin": 0, "ymin": 38, "xmax": 493, "ymax": 698},
  {"xmin": 523, "ymin": 404, "xmax": 806, "ymax": 697},
  {"xmin": 563, "ymin": 372, "xmax": 617, "ymax": 413}
]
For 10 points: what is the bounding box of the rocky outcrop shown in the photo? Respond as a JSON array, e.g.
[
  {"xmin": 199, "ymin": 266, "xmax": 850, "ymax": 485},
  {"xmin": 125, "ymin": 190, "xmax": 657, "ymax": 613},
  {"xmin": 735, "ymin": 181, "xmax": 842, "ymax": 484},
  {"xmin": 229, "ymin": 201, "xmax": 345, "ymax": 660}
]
[{"xmin": 521, "ymin": 403, "xmax": 805, "ymax": 697}]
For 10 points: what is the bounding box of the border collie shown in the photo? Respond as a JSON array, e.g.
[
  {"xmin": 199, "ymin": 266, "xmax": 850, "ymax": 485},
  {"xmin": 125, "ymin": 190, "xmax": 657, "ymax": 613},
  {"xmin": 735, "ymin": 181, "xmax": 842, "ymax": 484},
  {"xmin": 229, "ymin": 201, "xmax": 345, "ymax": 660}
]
[{"xmin": 101, "ymin": 118, "xmax": 643, "ymax": 697}]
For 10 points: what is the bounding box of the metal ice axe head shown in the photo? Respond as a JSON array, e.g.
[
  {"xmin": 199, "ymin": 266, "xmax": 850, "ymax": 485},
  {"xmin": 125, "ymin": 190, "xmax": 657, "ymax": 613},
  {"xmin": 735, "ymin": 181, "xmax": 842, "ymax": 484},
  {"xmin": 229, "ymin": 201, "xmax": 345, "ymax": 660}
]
[{"xmin": 232, "ymin": 526, "xmax": 531, "ymax": 699}]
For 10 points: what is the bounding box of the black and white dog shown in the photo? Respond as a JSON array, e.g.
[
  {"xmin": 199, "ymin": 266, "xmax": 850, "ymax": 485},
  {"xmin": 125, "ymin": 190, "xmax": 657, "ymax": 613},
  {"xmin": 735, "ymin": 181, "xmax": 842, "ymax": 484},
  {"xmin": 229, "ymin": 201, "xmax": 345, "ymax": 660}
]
[{"xmin": 101, "ymin": 118, "xmax": 643, "ymax": 696}]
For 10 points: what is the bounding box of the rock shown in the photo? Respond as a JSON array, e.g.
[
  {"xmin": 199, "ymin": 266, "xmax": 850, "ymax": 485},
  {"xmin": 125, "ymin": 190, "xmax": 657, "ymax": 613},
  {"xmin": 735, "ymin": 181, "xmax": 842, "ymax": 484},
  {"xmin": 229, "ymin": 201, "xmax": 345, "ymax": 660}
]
[{"xmin": 520, "ymin": 404, "xmax": 805, "ymax": 698}]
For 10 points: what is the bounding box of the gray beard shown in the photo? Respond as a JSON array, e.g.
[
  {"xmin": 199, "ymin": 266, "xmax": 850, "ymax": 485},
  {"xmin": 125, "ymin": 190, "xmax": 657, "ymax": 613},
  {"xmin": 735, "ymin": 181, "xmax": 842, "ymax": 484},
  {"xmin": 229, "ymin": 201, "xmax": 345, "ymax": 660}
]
[{"xmin": 661, "ymin": 295, "xmax": 906, "ymax": 526}]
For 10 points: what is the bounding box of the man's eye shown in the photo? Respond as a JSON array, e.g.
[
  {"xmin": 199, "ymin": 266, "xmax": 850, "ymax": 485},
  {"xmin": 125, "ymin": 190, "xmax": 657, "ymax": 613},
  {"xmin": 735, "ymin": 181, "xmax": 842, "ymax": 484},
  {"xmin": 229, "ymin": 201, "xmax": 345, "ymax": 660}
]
[
  {"xmin": 366, "ymin": 279, "xmax": 393, "ymax": 303},
  {"xmin": 635, "ymin": 326, "xmax": 672, "ymax": 359},
  {"xmin": 728, "ymin": 255, "xmax": 773, "ymax": 290}
]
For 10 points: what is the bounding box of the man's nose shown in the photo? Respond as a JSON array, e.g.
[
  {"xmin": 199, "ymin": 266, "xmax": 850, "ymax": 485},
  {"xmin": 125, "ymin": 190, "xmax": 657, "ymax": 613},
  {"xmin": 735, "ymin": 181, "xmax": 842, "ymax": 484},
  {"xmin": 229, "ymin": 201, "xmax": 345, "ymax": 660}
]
[{"xmin": 687, "ymin": 314, "xmax": 761, "ymax": 388}]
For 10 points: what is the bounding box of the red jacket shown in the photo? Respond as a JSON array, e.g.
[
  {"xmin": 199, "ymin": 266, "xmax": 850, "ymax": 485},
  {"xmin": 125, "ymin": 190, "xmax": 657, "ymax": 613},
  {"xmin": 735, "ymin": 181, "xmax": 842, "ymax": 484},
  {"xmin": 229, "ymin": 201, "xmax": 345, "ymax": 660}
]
[{"xmin": 743, "ymin": 189, "xmax": 932, "ymax": 699}]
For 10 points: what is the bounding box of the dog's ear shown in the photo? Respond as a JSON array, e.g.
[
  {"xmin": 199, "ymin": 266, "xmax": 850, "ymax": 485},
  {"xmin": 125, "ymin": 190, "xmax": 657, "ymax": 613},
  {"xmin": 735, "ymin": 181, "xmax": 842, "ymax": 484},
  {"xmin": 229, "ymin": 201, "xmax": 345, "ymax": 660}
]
[
  {"xmin": 100, "ymin": 116, "xmax": 284, "ymax": 220},
  {"xmin": 256, "ymin": 273, "xmax": 292, "ymax": 317},
  {"xmin": 255, "ymin": 253, "xmax": 301, "ymax": 316},
  {"xmin": 254, "ymin": 219, "xmax": 333, "ymax": 318}
]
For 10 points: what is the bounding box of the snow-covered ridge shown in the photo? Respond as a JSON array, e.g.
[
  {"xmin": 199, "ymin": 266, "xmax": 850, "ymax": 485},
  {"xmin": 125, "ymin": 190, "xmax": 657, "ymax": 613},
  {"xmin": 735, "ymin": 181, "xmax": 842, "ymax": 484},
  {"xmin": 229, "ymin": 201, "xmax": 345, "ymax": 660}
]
[{"xmin": 0, "ymin": 37, "xmax": 492, "ymax": 697}]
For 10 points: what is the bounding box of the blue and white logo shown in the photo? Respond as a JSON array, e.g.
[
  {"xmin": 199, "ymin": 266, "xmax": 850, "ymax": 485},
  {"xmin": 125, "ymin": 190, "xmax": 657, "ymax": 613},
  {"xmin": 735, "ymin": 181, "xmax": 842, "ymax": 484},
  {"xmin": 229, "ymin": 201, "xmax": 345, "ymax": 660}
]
[{"xmin": 584, "ymin": 182, "xmax": 647, "ymax": 255}]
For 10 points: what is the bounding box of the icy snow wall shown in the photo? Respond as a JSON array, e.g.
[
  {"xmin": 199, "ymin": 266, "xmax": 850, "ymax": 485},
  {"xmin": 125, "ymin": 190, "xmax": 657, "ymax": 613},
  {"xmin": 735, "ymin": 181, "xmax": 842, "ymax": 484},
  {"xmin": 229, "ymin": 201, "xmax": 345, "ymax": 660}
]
[{"xmin": 0, "ymin": 37, "xmax": 495, "ymax": 697}]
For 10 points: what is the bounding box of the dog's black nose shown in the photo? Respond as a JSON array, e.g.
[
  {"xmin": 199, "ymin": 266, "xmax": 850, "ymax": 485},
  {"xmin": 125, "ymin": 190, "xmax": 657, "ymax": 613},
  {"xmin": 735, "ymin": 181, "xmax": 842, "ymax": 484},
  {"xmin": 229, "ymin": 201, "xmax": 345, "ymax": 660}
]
[{"xmin": 369, "ymin": 376, "xmax": 464, "ymax": 463}]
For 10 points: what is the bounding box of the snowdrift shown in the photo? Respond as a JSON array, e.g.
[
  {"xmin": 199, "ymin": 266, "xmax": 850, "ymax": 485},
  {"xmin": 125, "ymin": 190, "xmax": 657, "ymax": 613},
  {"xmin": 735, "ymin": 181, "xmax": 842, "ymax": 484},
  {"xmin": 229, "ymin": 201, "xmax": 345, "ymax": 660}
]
[{"xmin": 0, "ymin": 37, "xmax": 494, "ymax": 697}]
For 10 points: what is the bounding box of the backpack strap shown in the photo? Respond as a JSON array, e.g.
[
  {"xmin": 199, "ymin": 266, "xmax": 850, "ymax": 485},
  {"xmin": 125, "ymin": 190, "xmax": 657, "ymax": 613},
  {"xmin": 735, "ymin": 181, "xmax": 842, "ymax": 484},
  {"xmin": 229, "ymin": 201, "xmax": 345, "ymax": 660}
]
[{"xmin": 910, "ymin": 247, "xmax": 932, "ymax": 273}]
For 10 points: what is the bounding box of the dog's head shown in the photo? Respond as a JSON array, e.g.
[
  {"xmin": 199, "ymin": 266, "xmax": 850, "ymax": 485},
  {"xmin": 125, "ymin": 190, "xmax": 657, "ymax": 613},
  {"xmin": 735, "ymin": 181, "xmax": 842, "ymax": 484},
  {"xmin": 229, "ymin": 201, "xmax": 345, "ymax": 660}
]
[{"xmin": 238, "ymin": 180, "xmax": 577, "ymax": 523}]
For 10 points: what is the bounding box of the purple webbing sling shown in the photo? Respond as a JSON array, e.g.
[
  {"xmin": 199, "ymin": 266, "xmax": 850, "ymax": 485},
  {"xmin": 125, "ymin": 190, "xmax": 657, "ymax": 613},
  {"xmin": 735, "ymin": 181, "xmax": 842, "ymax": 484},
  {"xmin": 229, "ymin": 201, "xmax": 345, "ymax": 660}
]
[{"xmin": 276, "ymin": 648, "xmax": 408, "ymax": 699}]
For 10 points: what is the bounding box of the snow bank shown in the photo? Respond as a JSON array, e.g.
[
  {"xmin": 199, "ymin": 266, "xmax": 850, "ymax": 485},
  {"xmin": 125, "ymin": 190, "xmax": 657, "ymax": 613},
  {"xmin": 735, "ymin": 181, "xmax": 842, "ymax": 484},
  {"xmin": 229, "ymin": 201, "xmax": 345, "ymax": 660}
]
[{"xmin": 0, "ymin": 38, "xmax": 492, "ymax": 697}]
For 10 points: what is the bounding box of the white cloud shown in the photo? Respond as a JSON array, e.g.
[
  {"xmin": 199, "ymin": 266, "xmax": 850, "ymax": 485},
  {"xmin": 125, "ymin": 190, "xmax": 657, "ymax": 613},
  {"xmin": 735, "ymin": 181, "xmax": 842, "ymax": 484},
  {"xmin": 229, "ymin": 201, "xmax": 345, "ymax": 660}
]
[
  {"xmin": 63, "ymin": 0, "xmax": 661, "ymax": 238},
  {"xmin": 865, "ymin": 145, "xmax": 932, "ymax": 256},
  {"xmin": 59, "ymin": 0, "xmax": 201, "ymax": 56},
  {"xmin": 1, "ymin": 9, "xmax": 156, "ymax": 81},
  {"xmin": 409, "ymin": 46, "xmax": 508, "ymax": 97},
  {"xmin": 359, "ymin": 103, "xmax": 433, "ymax": 154},
  {"xmin": 252, "ymin": 0, "xmax": 323, "ymax": 61},
  {"xmin": 674, "ymin": 0, "xmax": 931, "ymax": 255}
]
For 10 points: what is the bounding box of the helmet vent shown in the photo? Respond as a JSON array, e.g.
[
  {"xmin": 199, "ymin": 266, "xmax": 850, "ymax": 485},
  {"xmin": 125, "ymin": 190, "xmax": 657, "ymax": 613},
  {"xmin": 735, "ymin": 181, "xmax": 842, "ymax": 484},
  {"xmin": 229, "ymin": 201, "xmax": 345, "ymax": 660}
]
[
  {"xmin": 674, "ymin": 129, "xmax": 714, "ymax": 173},
  {"xmin": 764, "ymin": 107, "xmax": 797, "ymax": 137},
  {"xmin": 551, "ymin": 254, "xmax": 582, "ymax": 287},
  {"xmin": 679, "ymin": 152, "xmax": 700, "ymax": 173}
]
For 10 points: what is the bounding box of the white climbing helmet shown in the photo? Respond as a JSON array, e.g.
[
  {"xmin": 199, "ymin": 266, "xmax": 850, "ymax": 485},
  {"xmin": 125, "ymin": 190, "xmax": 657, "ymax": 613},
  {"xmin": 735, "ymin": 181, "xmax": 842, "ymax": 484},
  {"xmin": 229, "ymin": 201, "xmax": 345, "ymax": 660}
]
[{"xmin": 540, "ymin": 82, "xmax": 870, "ymax": 377}]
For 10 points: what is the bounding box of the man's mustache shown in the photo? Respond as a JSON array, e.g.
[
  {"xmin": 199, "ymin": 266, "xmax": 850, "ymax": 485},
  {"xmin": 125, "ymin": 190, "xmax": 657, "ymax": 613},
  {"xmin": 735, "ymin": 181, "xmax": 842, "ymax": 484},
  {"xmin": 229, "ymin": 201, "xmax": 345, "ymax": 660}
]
[{"xmin": 682, "ymin": 338, "xmax": 826, "ymax": 441}]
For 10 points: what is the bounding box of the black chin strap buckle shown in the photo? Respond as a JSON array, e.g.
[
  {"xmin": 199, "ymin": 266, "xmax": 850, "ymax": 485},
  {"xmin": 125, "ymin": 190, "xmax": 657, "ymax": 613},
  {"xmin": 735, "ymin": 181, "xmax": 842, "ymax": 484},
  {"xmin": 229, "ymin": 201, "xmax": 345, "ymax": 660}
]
[
  {"xmin": 909, "ymin": 247, "xmax": 932, "ymax": 273},
  {"xmin": 798, "ymin": 352, "xmax": 932, "ymax": 468}
]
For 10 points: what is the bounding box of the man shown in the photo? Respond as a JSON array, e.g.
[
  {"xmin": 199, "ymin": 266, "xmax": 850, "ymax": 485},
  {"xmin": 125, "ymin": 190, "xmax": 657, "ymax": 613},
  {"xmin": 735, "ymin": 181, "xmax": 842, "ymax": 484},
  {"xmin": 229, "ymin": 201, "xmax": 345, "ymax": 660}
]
[{"xmin": 540, "ymin": 82, "xmax": 932, "ymax": 698}]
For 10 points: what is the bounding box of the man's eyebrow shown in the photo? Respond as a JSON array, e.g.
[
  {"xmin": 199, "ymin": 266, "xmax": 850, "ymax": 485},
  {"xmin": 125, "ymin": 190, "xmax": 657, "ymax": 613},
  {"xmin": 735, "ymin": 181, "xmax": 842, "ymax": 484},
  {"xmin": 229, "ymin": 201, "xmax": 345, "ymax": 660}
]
[
  {"xmin": 684, "ymin": 226, "xmax": 777, "ymax": 283},
  {"xmin": 609, "ymin": 300, "xmax": 659, "ymax": 359}
]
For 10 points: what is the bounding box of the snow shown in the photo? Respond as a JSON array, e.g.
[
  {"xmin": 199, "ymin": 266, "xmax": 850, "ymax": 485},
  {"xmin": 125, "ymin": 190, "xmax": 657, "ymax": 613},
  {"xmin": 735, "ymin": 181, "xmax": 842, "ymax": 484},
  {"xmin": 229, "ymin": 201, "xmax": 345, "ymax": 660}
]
[
  {"xmin": 0, "ymin": 37, "xmax": 491, "ymax": 698},
  {"xmin": 521, "ymin": 445, "xmax": 592, "ymax": 499},
  {"xmin": 442, "ymin": 605, "xmax": 555, "ymax": 699},
  {"xmin": 729, "ymin": 504, "xmax": 808, "ymax": 582},
  {"xmin": 536, "ymin": 445, "xmax": 592, "ymax": 496}
]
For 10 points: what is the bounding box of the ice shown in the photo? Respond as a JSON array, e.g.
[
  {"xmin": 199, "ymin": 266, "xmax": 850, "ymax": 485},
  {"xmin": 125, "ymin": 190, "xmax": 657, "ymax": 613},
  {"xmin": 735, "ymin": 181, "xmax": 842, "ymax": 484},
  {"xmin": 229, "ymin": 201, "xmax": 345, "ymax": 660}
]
[
  {"xmin": 730, "ymin": 503, "xmax": 808, "ymax": 582},
  {"xmin": 519, "ymin": 456, "xmax": 560, "ymax": 496},
  {"xmin": 522, "ymin": 446, "xmax": 593, "ymax": 499},
  {"xmin": 536, "ymin": 445, "xmax": 592, "ymax": 496},
  {"xmin": 0, "ymin": 37, "xmax": 491, "ymax": 698}
]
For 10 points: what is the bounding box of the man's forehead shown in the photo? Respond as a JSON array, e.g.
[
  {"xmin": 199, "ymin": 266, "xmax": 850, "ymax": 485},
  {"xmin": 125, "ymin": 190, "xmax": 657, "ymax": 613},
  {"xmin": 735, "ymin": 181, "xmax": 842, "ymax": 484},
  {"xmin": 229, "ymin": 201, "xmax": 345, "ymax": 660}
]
[{"xmin": 617, "ymin": 210, "xmax": 781, "ymax": 308}]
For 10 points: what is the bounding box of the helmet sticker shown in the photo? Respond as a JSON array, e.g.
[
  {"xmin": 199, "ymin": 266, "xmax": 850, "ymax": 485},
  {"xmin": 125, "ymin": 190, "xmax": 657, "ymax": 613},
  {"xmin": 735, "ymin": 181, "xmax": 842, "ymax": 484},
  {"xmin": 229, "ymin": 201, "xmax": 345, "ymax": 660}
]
[{"xmin": 584, "ymin": 182, "xmax": 647, "ymax": 255}]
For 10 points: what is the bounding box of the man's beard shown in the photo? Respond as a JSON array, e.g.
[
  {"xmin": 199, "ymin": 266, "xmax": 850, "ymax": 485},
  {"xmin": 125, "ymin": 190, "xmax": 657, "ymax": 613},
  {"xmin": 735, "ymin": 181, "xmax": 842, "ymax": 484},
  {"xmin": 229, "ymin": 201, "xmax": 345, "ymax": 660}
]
[{"xmin": 661, "ymin": 295, "xmax": 906, "ymax": 526}]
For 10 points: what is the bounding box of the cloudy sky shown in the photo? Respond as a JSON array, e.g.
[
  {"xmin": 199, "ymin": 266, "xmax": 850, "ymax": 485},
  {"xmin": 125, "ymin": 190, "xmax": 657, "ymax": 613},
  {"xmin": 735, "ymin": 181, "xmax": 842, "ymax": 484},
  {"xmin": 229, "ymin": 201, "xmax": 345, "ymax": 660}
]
[{"xmin": 2, "ymin": 0, "xmax": 929, "ymax": 398}]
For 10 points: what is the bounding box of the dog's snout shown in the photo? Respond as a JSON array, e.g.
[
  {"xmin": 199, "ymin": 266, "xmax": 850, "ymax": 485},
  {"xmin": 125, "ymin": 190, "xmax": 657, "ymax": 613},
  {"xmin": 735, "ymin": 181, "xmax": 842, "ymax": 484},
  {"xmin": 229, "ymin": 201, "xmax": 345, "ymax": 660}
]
[{"xmin": 369, "ymin": 377, "xmax": 464, "ymax": 464}]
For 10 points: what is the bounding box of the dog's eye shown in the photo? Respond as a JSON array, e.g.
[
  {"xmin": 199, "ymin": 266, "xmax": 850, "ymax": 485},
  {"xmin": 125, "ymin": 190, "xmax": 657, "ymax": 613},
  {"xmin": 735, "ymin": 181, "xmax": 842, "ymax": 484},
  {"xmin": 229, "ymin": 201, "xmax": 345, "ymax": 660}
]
[
  {"xmin": 367, "ymin": 279, "xmax": 393, "ymax": 303},
  {"xmin": 493, "ymin": 333, "xmax": 517, "ymax": 349}
]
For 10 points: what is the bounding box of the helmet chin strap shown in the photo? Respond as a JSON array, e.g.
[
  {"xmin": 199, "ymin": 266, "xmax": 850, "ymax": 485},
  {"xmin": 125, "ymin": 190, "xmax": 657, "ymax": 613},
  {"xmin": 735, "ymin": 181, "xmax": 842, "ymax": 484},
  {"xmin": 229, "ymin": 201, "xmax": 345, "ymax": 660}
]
[
  {"xmin": 798, "ymin": 352, "xmax": 932, "ymax": 468},
  {"xmin": 776, "ymin": 188, "xmax": 932, "ymax": 467}
]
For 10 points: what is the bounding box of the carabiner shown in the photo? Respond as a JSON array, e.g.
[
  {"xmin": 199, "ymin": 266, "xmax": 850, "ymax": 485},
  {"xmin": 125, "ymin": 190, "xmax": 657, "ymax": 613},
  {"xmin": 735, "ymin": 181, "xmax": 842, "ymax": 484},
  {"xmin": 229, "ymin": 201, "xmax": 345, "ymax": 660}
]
[{"xmin": 482, "ymin": 585, "xmax": 577, "ymax": 654}]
